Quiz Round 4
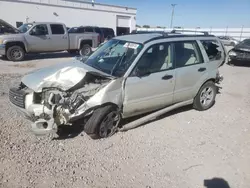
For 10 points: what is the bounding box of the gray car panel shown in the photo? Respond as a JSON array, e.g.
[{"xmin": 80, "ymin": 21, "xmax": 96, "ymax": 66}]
[{"xmin": 8, "ymin": 33, "xmax": 225, "ymax": 136}]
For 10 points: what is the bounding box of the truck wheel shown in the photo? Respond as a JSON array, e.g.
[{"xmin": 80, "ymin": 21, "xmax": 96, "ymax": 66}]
[
  {"xmin": 6, "ymin": 45, "xmax": 25, "ymax": 61},
  {"xmin": 84, "ymin": 105, "xmax": 121, "ymax": 139},
  {"xmin": 193, "ymin": 81, "xmax": 217, "ymax": 111},
  {"xmin": 79, "ymin": 44, "xmax": 92, "ymax": 56}
]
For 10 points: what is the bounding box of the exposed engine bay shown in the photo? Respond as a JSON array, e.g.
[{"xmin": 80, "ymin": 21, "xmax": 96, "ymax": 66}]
[{"xmin": 10, "ymin": 72, "xmax": 112, "ymax": 135}]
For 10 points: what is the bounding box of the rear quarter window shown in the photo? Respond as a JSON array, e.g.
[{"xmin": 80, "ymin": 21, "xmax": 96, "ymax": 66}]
[{"xmin": 200, "ymin": 40, "xmax": 223, "ymax": 61}]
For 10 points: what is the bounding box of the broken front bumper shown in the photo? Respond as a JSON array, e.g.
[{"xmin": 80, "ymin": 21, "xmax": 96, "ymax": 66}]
[{"xmin": 9, "ymin": 87, "xmax": 58, "ymax": 135}]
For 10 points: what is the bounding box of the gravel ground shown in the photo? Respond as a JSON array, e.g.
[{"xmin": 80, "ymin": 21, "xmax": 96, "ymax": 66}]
[{"xmin": 0, "ymin": 52, "xmax": 250, "ymax": 188}]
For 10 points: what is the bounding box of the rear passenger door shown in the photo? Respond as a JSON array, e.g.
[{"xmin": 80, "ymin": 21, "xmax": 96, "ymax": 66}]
[
  {"xmin": 173, "ymin": 40, "xmax": 207, "ymax": 103},
  {"xmin": 49, "ymin": 24, "xmax": 68, "ymax": 51}
]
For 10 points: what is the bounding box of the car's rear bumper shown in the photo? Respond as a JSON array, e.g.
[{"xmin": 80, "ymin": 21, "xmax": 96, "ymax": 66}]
[{"xmin": 0, "ymin": 44, "xmax": 6, "ymax": 55}]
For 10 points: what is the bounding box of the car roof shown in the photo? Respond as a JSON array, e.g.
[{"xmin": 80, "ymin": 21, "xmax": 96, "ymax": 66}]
[
  {"xmin": 115, "ymin": 33, "xmax": 163, "ymax": 44},
  {"xmin": 115, "ymin": 33, "xmax": 215, "ymax": 44}
]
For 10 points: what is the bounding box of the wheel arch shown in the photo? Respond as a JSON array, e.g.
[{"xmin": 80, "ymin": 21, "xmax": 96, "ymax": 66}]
[
  {"xmin": 5, "ymin": 41, "xmax": 27, "ymax": 52},
  {"xmin": 78, "ymin": 39, "xmax": 93, "ymax": 49},
  {"xmin": 194, "ymin": 78, "xmax": 216, "ymax": 98},
  {"xmin": 69, "ymin": 102, "xmax": 120, "ymax": 123}
]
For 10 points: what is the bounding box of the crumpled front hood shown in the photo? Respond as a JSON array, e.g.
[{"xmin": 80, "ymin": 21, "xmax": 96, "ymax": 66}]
[
  {"xmin": 22, "ymin": 60, "xmax": 111, "ymax": 92},
  {"xmin": 0, "ymin": 19, "xmax": 19, "ymax": 34}
]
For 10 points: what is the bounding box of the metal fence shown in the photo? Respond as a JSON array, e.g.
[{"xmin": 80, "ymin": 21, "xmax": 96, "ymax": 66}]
[{"xmin": 137, "ymin": 27, "xmax": 250, "ymax": 41}]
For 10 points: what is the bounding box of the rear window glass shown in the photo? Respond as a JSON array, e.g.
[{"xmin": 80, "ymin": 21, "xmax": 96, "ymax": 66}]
[{"xmin": 201, "ymin": 40, "xmax": 222, "ymax": 61}]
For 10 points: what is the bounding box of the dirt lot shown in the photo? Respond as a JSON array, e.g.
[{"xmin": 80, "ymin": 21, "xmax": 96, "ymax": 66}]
[{"xmin": 0, "ymin": 51, "xmax": 250, "ymax": 188}]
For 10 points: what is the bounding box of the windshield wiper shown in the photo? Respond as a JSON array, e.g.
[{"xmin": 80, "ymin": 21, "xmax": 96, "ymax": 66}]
[{"xmin": 110, "ymin": 52, "xmax": 127, "ymax": 76}]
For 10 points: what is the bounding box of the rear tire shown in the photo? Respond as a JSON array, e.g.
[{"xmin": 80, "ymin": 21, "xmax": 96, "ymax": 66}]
[
  {"xmin": 79, "ymin": 44, "xmax": 92, "ymax": 56},
  {"xmin": 6, "ymin": 45, "xmax": 25, "ymax": 61},
  {"xmin": 193, "ymin": 81, "xmax": 217, "ymax": 111},
  {"xmin": 84, "ymin": 105, "xmax": 121, "ymax": 139}
]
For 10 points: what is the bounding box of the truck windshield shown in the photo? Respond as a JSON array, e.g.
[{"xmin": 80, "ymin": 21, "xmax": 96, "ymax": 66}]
[
  {"xmin": 18, "ymin": 24, "xmax": 33, "ymax": 33},
  {"xmin": 84, "ymin": 39, "xmax": 143, "ymax": 77}
]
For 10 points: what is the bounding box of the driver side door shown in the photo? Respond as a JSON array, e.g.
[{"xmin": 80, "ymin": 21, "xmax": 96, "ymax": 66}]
[
  {"xmin": 25, "ymin": 24, "xmax": 52, "ymax": 52},
  {"xmin": 123, "ymin": 42, "xmax": 176, "ymax": 118}
]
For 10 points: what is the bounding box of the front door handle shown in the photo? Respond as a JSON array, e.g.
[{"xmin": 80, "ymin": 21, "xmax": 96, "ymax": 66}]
[
  {"xmin": 162, "ymin": 74, "xmax": 173, "ymax": 80},
  {"xmin": 198, "ymin": 67, "xmax": 206, "ymax": 72}
]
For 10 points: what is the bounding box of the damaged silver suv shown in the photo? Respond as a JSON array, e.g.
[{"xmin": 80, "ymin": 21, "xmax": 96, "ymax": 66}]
[{"xmin": 9, "ymin": 30, "xmax": 225, "ymax": 139}]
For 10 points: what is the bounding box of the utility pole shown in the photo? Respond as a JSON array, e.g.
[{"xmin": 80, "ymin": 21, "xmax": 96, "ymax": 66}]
[{"xmin": 170, "ymin": 4, "xmax": 177, "ymax": 28}]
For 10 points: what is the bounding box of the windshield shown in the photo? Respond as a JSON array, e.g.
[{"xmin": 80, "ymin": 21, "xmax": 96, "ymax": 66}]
[
  {"xmin": 83, "ymin": 39, "xmax": 143, "ymax": 77},
  {"xmin": 241, "ymin": 39, "xmax": 250, "ymax": 46},
  {"xmin": 68, "ymin": 27, "xmax": 78, "ymax": 33},
  {"xmin": 18, "ymin": 24, "xmax": 33, "ymax": 33}
]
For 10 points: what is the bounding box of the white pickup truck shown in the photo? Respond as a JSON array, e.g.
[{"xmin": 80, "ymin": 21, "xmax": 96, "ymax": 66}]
[{"xmin": 0, "ymin": 21, "xmax": 99, "ymax": 61}]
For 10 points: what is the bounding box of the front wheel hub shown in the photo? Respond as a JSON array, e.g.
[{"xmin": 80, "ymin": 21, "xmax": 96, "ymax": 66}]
[{"xmin": 99, "ymin": 111, "xmax": 121, "ymax": 138}]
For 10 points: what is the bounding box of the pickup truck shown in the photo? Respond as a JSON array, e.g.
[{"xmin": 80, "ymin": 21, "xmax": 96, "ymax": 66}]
[{"xmin": 0, "ymin": 22, "xmax": 99, "ymax": 61}]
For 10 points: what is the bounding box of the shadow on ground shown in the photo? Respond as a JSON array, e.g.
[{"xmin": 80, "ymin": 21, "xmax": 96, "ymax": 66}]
[
  {"xmin": 0, "ymin": 52, "xmax": 76, "ymax": 61},
  {"xmin": 54, "ymin": 105, "xmax": 193, "ymax": 140},
  {"xmin": 25, "ymin": 52, "xmax": 76, "ymax": 61},
  {"xmin": 204, "ymin": 178, "xmax": 231, "ymax": 188},
  {"xmin": 54, "ymin": 85, "xmax": 222, "ymax": 140},
  {"xmin": 53, "ymin": 118, "xmax": 87, "ymax": 140}
]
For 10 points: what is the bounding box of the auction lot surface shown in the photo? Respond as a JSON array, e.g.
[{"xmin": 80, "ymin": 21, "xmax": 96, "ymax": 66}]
[{"xmin": 0, "ymin": 49, "xmax": 250, "ymax": 188}]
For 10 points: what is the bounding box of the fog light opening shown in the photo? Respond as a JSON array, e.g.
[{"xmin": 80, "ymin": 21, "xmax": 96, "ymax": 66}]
[{"xmin": 42, "ymin": 122, "xmax": 48, "ymax": 129}]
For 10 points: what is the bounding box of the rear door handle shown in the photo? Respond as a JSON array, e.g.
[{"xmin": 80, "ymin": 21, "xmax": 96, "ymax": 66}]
[
  {"xmin": 162, "ymin": 74, "xmax": 173, "ymax": 80},
  {"xmin": 198, "ymin": 67, "xmax": 206, "ymax": 72}
]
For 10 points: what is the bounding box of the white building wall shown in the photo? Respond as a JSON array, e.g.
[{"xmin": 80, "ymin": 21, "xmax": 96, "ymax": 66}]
[{"xmin": 0, "ymin": 0, "xmax": 137, "ymax": 34}]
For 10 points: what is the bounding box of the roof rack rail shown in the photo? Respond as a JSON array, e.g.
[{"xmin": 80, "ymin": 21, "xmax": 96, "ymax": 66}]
[
  {"xmin": 170, "ymin": 29, "xmax": 209, "ymax": 35},
  {"xmin": 130, "ymin": 30, "xmax": 170, "ymax": 36}
]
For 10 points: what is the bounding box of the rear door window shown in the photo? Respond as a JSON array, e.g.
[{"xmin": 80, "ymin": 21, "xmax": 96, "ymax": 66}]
[
  {"xmin": 174, "ymin": 41, "xmax": 203, "ymax": 68},
  {"xmin": 50, "ymin": 24, "xmax": 65, "ymax": 34},
  {"xmin": 201, "ymin": 40, "xmax": 223, "ymax": 60}
]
